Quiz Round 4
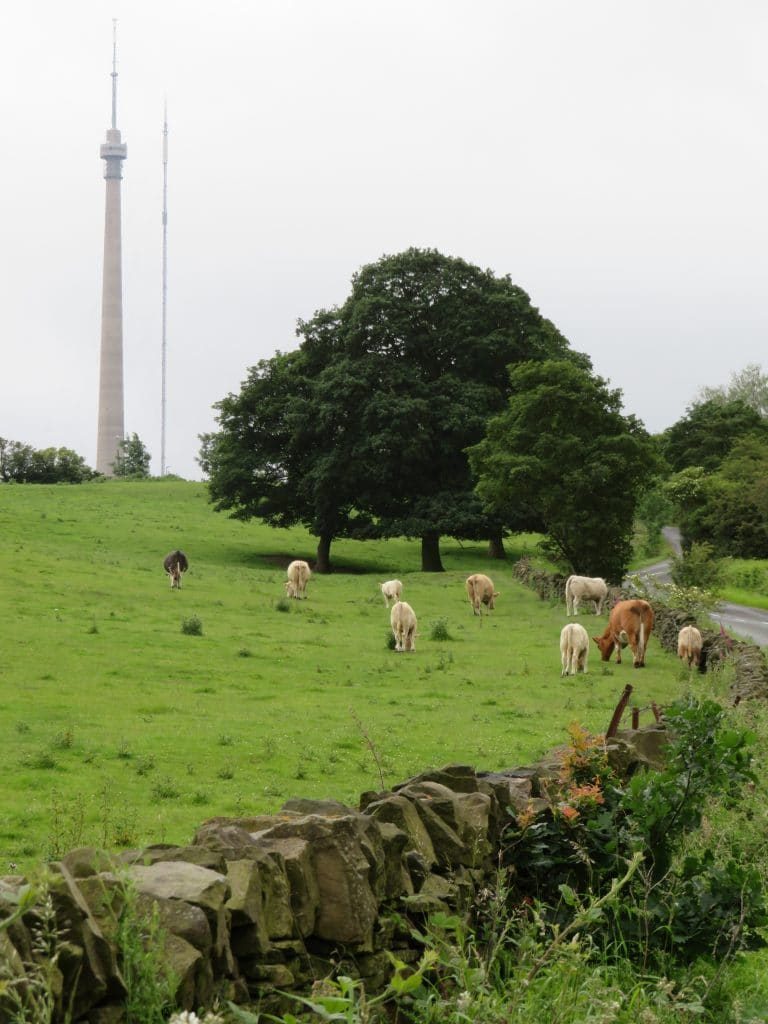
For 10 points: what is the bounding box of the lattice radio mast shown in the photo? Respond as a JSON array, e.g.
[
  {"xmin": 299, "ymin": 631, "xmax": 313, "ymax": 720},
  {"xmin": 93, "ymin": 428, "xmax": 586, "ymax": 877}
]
[{"xmin": 161, "ymin": 102, "xmax": 169, "ymax": 476}]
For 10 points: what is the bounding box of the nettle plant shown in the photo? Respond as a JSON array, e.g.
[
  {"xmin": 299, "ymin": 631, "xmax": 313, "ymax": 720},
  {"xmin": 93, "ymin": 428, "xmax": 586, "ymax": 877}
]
[{"xmin": 501, "ymin": 699, "xmax": 766, "ymax": 962}]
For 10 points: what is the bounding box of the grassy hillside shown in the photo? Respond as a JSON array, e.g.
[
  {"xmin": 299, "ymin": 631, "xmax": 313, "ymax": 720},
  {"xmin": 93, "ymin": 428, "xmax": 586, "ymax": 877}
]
[{"xmin": 0, "ymin": 480, "xmax": 692, "ymax": 874}]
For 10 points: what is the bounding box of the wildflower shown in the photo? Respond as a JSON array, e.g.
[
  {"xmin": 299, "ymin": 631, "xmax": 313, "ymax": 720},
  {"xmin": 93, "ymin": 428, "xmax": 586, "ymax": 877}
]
[
  {"xmin": 515, "ymin": 802, "xmax": 538, "ymax": 829},
  {"xmin": 559, "ymin": 804, "xmax": 580, "ymax": 822},
  {"xmin": 456, "ymin": 991, "xmax": 472, "ymax": 1013}
]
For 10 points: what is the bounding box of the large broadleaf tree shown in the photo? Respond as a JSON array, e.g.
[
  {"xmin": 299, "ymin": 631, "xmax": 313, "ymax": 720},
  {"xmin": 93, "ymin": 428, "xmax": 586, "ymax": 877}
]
[{"xmin": 201, "ymin": 248, "xmax": 588, "ymax": 571}]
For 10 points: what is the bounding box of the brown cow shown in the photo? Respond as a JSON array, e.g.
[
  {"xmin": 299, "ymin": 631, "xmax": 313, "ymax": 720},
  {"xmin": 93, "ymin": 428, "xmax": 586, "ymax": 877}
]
[
  {"xmin": 163, "ymin": 550, "xmax": 188, "ymax": 589},
  {"xmin": 592, "ymin": 599, "xmax": 654, "ymax": 668},
  {"xmin": 466, "ymin": 574, "xmax": 499, "ymax": 616}
]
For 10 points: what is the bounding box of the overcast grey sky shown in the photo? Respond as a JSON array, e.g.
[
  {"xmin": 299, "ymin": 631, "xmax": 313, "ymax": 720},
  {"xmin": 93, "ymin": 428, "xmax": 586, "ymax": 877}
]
[{"xmin": 1, "ymin": 1, "xmax": 766, "ymax": 479}]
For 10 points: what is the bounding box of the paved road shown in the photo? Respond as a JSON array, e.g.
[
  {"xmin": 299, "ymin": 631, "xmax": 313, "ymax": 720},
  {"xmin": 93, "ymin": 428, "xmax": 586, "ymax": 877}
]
[{"xmin": 629, "ymin": 527, "xmax": 768, "ymax": 648}]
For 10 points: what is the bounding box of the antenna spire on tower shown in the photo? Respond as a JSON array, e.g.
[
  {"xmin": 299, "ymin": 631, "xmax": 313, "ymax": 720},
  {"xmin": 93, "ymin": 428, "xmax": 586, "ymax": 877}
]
[{"xmin": 111, "ymin": 19, "xmax": 118, "ymax": 130}]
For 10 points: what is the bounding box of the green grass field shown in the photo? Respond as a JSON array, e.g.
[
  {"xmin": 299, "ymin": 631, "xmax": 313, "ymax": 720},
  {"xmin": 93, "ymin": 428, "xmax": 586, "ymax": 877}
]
[{"xmin": 0, "ymin": 480, "xmax": 696, "ymax": 874}]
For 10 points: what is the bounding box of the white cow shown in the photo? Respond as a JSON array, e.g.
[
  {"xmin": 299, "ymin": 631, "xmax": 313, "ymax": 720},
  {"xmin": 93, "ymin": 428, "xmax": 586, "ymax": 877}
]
[
  {"xmin": 560, "ymin": 622, "xmax": 590, "ymax": 676},
  {"xmin": 390, "ymin": 601, "xmax": 417, "ymax": 652},
  {"xmin": 380, "ymin": 579, "xmax": 403, "ymax": 607},
  {"xmin": 466, "ymin": 574, "xmax": 499, "ymax": 616},
  {"xmin": 677, "ymin": 625, "xmax": 703, "ymax": 668},
  {"xmin": 565, "ymin": 575, "xmax": 608, "ymax": 615},
  {"xmin": 285, "ymin": 560, "xmax": 311, "ymax": 599}
]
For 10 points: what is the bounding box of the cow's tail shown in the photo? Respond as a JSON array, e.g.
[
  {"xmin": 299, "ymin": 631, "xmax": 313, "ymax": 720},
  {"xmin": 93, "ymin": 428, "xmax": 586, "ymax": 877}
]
[
  {"xmin": 564, "ymin": 577, "xmax": 572, "ymax": 615},
  {"xmin": 638, "ymin": 619, "xmax": 646, "ymax": 662}
]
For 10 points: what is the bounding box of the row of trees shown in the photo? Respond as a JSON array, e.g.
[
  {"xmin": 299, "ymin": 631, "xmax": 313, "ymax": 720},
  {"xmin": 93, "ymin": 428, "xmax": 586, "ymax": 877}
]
[
  {"xmin": 201, "ymin": 249, "xmax": 658, "ymax": 580},
  {"xmin": 658, "ymin": 371, "xmax": 768, "ymax": 557},
  {"xmin": 0, "ymin": 434, "xmax": 152, "ymax": 483}
]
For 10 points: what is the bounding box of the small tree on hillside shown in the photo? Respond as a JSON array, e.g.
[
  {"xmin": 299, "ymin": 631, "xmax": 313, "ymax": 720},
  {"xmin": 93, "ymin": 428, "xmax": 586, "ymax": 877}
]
[{"xmin": 112, "ymin": 434, "xmax": 151, "ymax": 478}]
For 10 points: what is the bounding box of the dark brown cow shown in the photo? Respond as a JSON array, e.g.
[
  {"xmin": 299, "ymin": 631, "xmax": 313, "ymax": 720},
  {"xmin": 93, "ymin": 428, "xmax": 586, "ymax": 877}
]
[
  {"xmin": 592, "ymin": 599, "xmax": 654, "ymax": 668},
  {"xmin": 163, "ymin": 550, "xmax": 189, "ymax": 589}
]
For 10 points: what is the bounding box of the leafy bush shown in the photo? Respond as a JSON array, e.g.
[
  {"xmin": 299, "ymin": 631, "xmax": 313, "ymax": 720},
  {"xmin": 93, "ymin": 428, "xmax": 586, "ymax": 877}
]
[
  {"xmin": 429, "ymin": 617, "xmax": 452, "ymax": 642},
  {"xmin": 671, "ymin": 541, "xmax": 724, "ymax": 591},
  {"xmin": 501, "ymin": 699, "xmax": 765, "ymax": 963},
  {"xmin": 180, "ymin": 615, "xmax": 203, "ymax": 636}
]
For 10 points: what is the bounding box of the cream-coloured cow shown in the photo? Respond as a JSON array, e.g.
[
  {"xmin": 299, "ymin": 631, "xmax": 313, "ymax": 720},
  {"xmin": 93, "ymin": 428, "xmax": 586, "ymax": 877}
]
[
  {"xmin": 677, "ymin": 625, "xmax": 703, "ymax": 668},
  {"xmin": 285, "ymin": 559, "xmax": 311, "ymax": 599},
  {"xmin": 380, "ymin": 579, "xmax": 403, "ymax": 607},
  {"xmin": 560, "ymin": 623, "xmax": 589, "ymax": 677},
  {"xmin": 565, "ymin": 575, "xmax": 608, "ymax": 615},
  {"xmin": 390, "ymin": 601, "xmax": 417, "ymax": 652},
  {"xmin": 466, "ymin": 573, "xmax": 499, "ymax": 616}
]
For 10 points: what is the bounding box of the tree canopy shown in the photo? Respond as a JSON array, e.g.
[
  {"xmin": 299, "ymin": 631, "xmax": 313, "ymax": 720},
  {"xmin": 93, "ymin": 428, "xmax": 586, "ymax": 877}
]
[
  {"xmin": 112, "ymin": 434, "xmax": 152, "ymax": 478},
  {"xmin": 0, "ymin": 438, "xmax": 96, "ymax": 484},
  {"xmin": 201, "ymin": 248, "xmax": 589, "ymax": 571},
  {"xmin": 665, "ymin": 436, "xmax": 768, "ymax": 558},
  {"xmin": 696, "ymin": 363, "xmax": 768, "ymax": 419},
  {"xmin": 659, "ymin": 398, "xmax": 768, "ymax": 474},
  {"xmin": 468, "ymin": 360, "xmax": 658, "ymax": 582}
]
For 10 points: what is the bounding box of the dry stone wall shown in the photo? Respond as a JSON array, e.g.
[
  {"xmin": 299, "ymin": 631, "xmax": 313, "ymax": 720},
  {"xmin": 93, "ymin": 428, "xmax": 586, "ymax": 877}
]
[{"xmin": 0, "ymin": 734, "xmax": 666, "ymax": 1024}]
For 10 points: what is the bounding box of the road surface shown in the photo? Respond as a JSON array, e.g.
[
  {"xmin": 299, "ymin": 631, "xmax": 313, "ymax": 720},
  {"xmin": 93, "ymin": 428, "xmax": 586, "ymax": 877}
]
[{"xmin": 629, "ymin": 527, "xmax": 768, "ymax": 648}]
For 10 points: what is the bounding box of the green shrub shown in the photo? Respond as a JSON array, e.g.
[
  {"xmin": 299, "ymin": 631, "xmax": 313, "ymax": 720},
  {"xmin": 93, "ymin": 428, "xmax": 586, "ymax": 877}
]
[
  {"xmin": 429, "ymin": 617, "xmax": 453, "ymax": 642},
  {"xmin": 180, "ymin": 615, "xmax": 203, "ymax": 636}
]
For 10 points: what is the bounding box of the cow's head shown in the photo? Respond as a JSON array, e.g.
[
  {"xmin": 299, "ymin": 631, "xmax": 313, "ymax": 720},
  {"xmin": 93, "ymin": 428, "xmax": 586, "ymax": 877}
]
[{"xmin": 592, "ymin": 634, "xmax": 615, "ymax": 661}]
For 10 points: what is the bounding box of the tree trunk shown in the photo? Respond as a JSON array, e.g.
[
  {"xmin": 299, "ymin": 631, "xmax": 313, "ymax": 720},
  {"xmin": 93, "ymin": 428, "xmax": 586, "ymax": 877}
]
[
  {"xmin": 487, "ymin": 531, "xmax": 507, "ymax": 560},
  {"xmin": 421, "ymin": 532, "xmax": 445, "ymax": 572},
  {"xmin": 315, "ymin": 534, "xmax": 332, "ymax": 574}
]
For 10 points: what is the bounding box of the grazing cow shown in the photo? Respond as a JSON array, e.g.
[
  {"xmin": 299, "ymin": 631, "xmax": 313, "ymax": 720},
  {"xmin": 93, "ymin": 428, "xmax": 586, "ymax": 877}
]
[
  {"xmin": 380, "ymin": 579, "xmax": 403, "ymax": 607},
  {"xmin": 390, "ymin": 601, "xmax": 417, "ymax": 652},
  {"xmin": 560, "ymin": 623, "xmax": 590, "ymax": 677},
  {"xmin": 285, "ymin": 560, "xmax": 311, "ymax": 599},
  {"xmin": 163, "ymin": 550, "xmax": 188, "ymax": 590},
  {"xmin": 466, "ymin": 574, "xmax": 499, "ymax": 616},
  {"xmin": 565, "ymin": 575, "xmax": 608, "ymax": 615},
  {"xmin": 592, "ymin": 599, "xmax": 655, "ymax": 668},
  {"xmin": 677, "ymin": 625, "xmax": 703, "ymax": 668}
]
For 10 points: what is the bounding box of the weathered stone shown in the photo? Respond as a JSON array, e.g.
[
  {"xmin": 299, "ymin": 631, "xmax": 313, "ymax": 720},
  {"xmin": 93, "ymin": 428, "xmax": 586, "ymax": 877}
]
[
  {"xmin": 242, "ymin": 962, "xmax": 295, "ymax": 986},
  {"xmin": 256, "ymin": 836, "xmax": 319, "ymax": 937},
  {"xmin": 191, "ymin": 823, "xmax": 264, "ymax": 861},
  {"xmin": 403, "ymin": 851, "xmax": 430, "ymax": 892},
  {"xmin": 281, "ymin": 798, "xmax": 356, "ymax": 817},
  {"xmin": 477, "ymin": 771, "xmax": 534, "ymax": 813},
  {"xmin": 395, "ymin": 764, "xmax": 479, "ymax": 795},
  {"xmin": 353, "ymin": 951, "xmax": 392, "ymax": 988},
  {"xmin": 161, "ymin": 932, "xmax": 214, "ymax": 1011},
  {"xmin": 364, "ymin": 794, "xmax": 436, "ymax": 867},
  {"xmin": 142, "ymin": 894, "xmax": 212, "ymax": 953},
  {"xmin": 608, "ymin": 726, "xmax": 668, "ymax": 775},
  {"xmin": 454, "ymin": 792, "xmax": 493, "ymax": 864},
  {"xmin": 49, "ymin": 863, "xmax": 126, "ymax": 1021},
  {"xmin": 372, "ymin": 821, "xmax": 413, "ymax": 900},
  {"xmin": 420, "ymin": 874, "xmax": 456, "ymax": 900},
  {"xmin": 398, "ymin": 781, "xmax": 460, "ymax": 830},
  {"xmin": 402, "ymin": 891, "xmax": 450, "ymax": 915},
  {"xmin": 226, "ymin": 852, "xmax": 293, "ymax": 960},
  {"xmin": 123, "ymin": 861, "xmax": 234, "ymax": 977},
  {"xmin": 257, "ymin": 816, "xmax": 379, "ymax": 948},
  {"xmin": 61, "ymin": 848, "xmax": 118, "ymax": 879},
  {"xmin": 119, "ymin": 844, "xmax": 227, "ymax": 872},
  {"xmin": 404, "ymin": 796, "xmax": 468, "ymax": 868}
]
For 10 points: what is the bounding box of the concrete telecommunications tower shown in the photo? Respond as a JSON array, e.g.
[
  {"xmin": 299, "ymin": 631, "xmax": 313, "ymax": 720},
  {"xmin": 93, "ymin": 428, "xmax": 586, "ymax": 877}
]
[{"xmin": 96, "ymin": 22, "xmax": 127, "ymax": 475}]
